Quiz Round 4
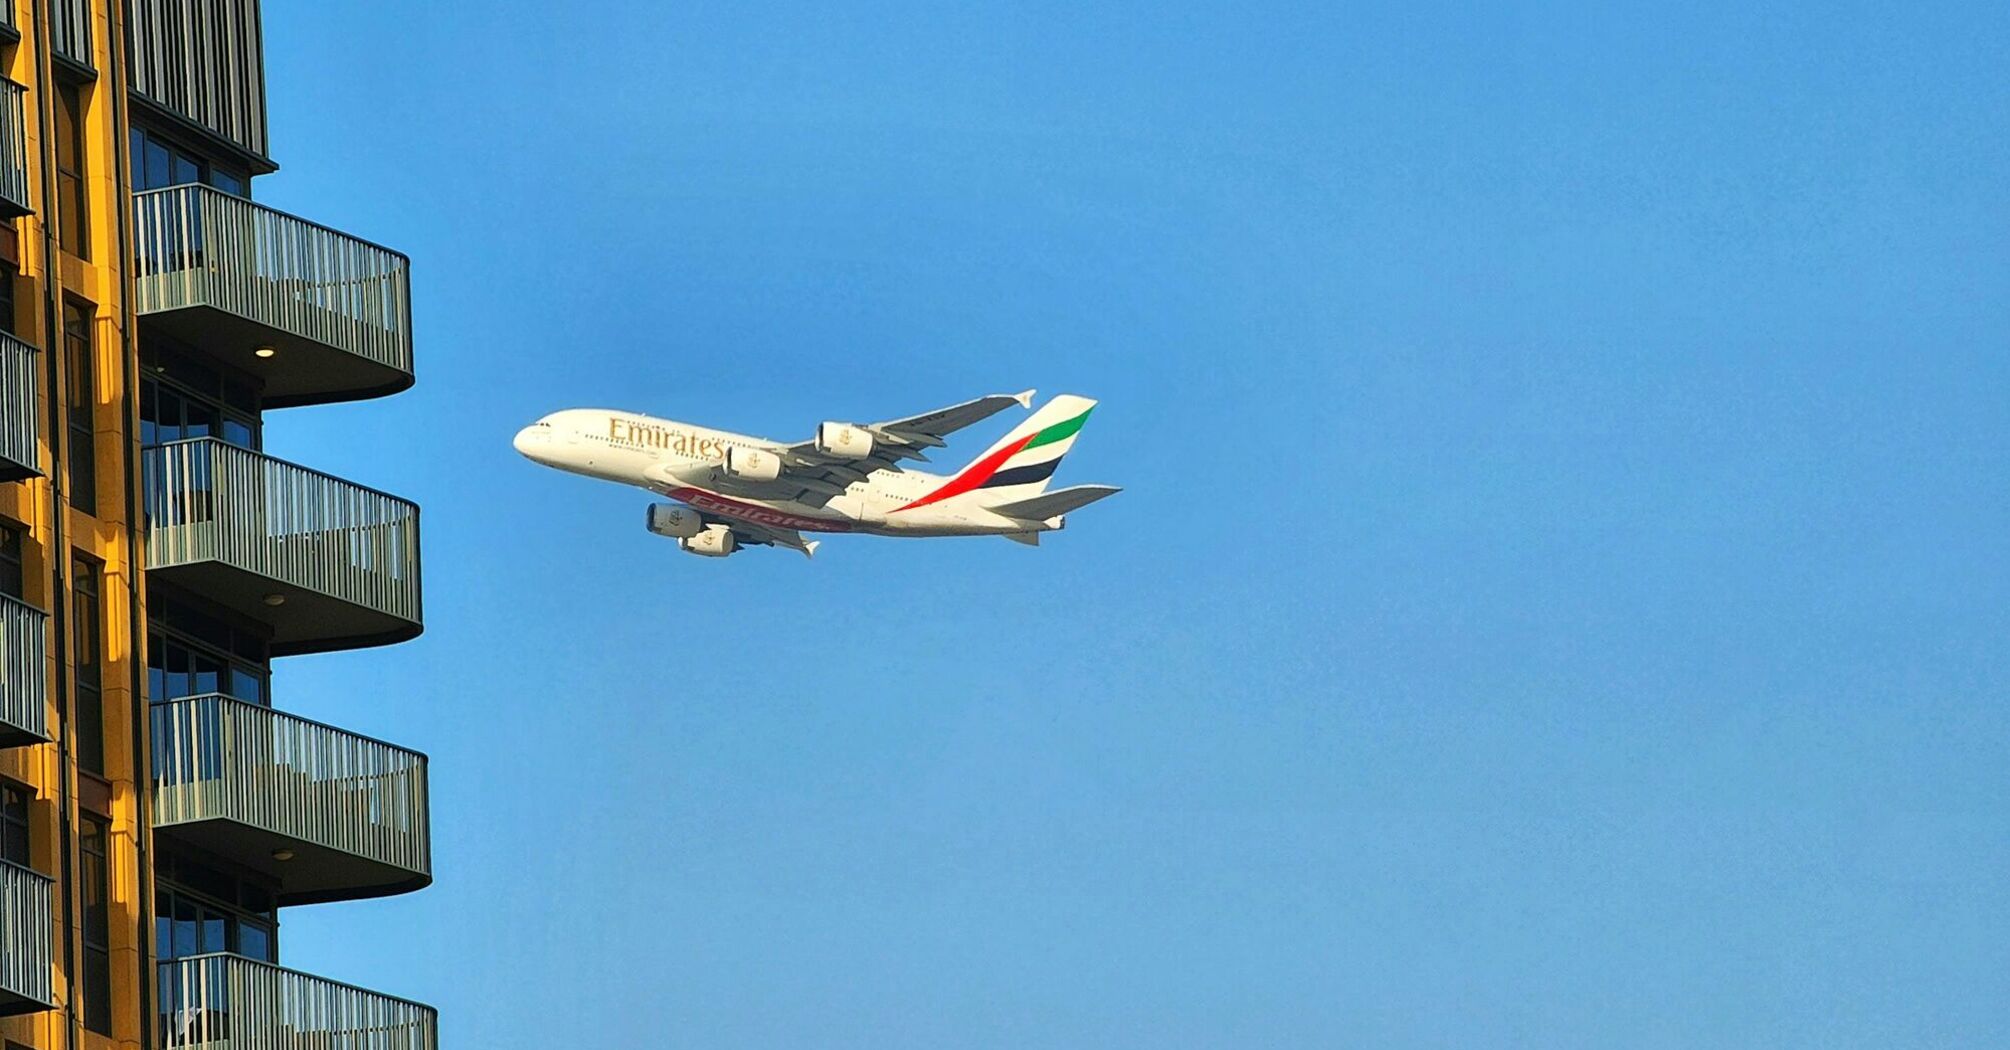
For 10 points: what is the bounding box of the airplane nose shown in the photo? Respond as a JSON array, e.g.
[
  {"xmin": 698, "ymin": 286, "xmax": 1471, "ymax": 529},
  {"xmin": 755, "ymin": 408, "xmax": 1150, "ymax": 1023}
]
[{"xmin": 513, "ymin": 425, "xmax": 549, "ymax": 458}]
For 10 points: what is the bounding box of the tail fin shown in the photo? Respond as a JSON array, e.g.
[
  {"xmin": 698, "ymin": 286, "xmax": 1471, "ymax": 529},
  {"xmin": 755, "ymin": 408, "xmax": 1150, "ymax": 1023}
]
[
  {"xmin": 990, "ymin": 484, "xmax": 1121, "ymax": 522},
  {"xmin": 899, "ymin": 395, "xmax": 1098, "ymax": 513}
]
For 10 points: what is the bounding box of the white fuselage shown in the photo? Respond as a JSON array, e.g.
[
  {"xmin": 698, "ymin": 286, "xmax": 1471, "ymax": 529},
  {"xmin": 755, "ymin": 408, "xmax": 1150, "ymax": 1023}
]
[{"xmin": 512, "ymin": 409, "xmax": 1037, "ymax": 537}]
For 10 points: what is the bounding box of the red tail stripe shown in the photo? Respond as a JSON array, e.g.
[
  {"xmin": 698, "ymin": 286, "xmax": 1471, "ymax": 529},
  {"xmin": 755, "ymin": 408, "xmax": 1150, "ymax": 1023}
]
[{"xmin": 896, "ymin": 433, "xmax": 1036, "ymax": 512}]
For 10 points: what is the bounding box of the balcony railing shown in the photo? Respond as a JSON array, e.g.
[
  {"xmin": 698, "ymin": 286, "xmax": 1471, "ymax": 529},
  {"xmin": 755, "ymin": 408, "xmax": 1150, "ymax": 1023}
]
[
  {"xmin": 0, "ymin": 594, "xmax": 47, "ymax": 747},
  {"xmin": 50, "ymin": 0, "xmax": 91, "ymax": 70},
  {"xmin": 143, "ymin": 438, "xmax": 423, "ymax": 655},
  {"xmin": 0, "ymin": 81, "xmax": 29, "ymax": 217},
  {"xmin": 127, "ymin": 0, "xmax": 268, "ymax": 163},
  {"xmin": 153, "ymin": 694, "xmax": 430, "ymax": 904},
  {"xmin": 133, "ymin": 185, "xmax": 414, "ymax": 407},
  {"xmin": 0, "ymin": 859, "xmax": 53, "ymax": 1015},
  {"xmin": 159, "ymin": 954, "xmax": 437, "ymax": 1050},
  {"xmin": 0, "ymin": 332, "xmax": 35, "ymax": 480}
]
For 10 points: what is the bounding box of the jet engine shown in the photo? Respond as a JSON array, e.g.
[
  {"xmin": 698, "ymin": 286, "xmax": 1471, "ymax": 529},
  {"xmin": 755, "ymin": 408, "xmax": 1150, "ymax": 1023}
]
[
  {"xmin": 680, "ymin": 524, "xmax": 737, "ymax": 557},
  {"xmin": 722, "ymin": 445, "xmax": 781, "ymax": 482},
  {"xmin": 815, "ymin": 422, "xmax": 875, "ymax": 459},
  {"xmin": 645, "ymin": 503, "xmax": 703, "ymax": 539}
]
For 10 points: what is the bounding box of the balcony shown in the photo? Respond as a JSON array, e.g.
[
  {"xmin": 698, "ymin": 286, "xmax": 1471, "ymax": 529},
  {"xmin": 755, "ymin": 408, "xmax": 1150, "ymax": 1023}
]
[
  {"xmin": 0, "ymin": 81, "xmax": 29, "ymax": 217},
  {"xmin": 153, "ymin": 695, "xmax": 430, "ymax": 905},
  {"xmin": 0, "ymin": 332, "xmax": 35, "ymax": 481},
  {"xmin": 133, "ymin": 186, "xmax": 413, "ymax": 408},
  {"xmin": 143, "ymin": 439, "xmax": 423, "ymax": 656},
  {"xmin": 159, "ymin": 954, "xmax": 437, "ymax": 1050},
  {"xmin": 0, "ymin": 594, "xmax": 47, "ymax": 747},
  {"xmin": 0, "ymin": 860, "xmax": 53, "ymax": 1015}
]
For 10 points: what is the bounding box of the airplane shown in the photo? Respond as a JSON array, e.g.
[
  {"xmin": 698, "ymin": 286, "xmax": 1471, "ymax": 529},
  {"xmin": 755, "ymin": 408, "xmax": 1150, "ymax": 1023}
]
[{"xmin": 511, "ymin": 391, "xmax": 1118, "ymax": 559}]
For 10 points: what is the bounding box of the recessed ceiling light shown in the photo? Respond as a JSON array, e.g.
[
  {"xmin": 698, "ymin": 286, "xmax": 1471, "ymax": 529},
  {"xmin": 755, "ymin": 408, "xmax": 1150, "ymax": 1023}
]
[
  {"xmin": 271, "ymin": 848, "xmax": 294, "ymax": 862},
  {"xmin": 262, "ymin": 593, "xmax": 286, "ymax": 607},
  {"xmin": 254, "ymin": 346, "xmax": 277, "ymax": 359}
]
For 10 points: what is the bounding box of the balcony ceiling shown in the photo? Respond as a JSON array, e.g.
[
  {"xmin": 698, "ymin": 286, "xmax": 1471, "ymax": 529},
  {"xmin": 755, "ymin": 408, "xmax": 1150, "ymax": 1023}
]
[
  {"xmin": 149, "ymin": 562, "xmax": 421, "ymax": 657},
  {"xmin": 156, "ymin": 819, "xmax": 431, "ymax": 908},
  {"xmin": 141, "ymin": 308, "xmax": 414, "ymax": 408}
]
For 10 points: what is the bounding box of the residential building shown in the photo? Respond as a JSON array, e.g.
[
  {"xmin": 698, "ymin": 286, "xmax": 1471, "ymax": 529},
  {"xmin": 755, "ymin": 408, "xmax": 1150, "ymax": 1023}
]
[{"xmin": 0, "ymin": 2, "xmax": 434, "ymax": 1047}]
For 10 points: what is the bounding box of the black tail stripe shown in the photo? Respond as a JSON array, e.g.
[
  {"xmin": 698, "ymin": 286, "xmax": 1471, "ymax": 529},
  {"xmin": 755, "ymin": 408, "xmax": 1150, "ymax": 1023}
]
[{"xmin": 982, "ymin": 459, "xmax": 1063, "ymax": 488}]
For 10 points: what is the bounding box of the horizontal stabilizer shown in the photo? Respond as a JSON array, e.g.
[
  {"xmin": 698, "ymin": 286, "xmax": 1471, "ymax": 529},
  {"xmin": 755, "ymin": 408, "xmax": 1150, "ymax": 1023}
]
[
  {"xmin": 1003, "ymin": 531, "xmax": 1041, "ymax": 547},
  {"xmin": 991, "ymin": 484, "xmax": 1121, "ymax": 522}
]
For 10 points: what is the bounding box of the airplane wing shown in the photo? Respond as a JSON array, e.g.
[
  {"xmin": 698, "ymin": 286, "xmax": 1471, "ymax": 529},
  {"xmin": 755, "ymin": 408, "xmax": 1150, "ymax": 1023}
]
[
  {"xmin": 710, "ymin": 515, "xmax": 820, "ymax": 559},
  {"xmin": 861, "ymin": 389, "xmax": 1036, "ymax": 445},
  {"xmin": 759, "ymin": 390, "xmax": 1035, "ymax": 506}
]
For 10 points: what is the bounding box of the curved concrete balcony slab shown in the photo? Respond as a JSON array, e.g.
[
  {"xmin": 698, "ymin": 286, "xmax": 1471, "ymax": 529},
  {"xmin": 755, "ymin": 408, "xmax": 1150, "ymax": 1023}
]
[
  {"xmin": 143, "ymin": 438, "xmax": 423, "ymax": 656},
  {"xmin": 153, "ymin": 694, "xmax": 430, "ymax": 906},
  {"xmin": 134, "ymin": 185, "xmax": 413, "ymax": 408}
]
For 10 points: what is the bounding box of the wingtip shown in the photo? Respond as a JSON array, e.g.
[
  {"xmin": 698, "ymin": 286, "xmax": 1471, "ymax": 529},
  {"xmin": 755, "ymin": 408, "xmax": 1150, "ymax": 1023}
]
[
  {"xmin": 802, "ymin": 541, "xmax": 821, "ymax": 560},
  {"xmin": 1014, "ymin": 388, "xmax": 1036, "ymax": 409}
]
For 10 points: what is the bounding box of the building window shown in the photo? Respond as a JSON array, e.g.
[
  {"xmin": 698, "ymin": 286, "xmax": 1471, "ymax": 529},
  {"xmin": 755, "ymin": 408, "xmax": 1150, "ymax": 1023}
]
[
  {"xmin": 64, "ymin": 299, "xmax": 96, "ymax": 515},
  {"xmin": 0, "ymin": 782, "xmax": 27, "ymax": 866},
  {"xmin": 155, "ymin": 884, "xmax": 276, "ymax": 964},
  {"xmin": 55, "ymin": 84, "xmax": 88, "ymax": 258},
  {"xmin": 73, "ymin": 553, "xmax": 104, "ymax": 775},
  {"xmin": 141, "ymin": 382, "xmax": 224, "ymax": 446},
  {"xmin": 0, "ymin": 521, "xmax": 21, "ymax": 599},
  {"xmin": 147, "ymin": 596, "xmax": 269, "ymax": 705},
  {"xmin": 148, "ymin": 628, "xmax": 267, "ymax": 705},
  {"xmin": 80, "ymin": 815, "xmax": 112, "ymax": 1035},
  {"xmin": 140, "ymin": 339, "xmax": 260, "ymax": 450},
  {"xmin": 154, "ymin": 851, "xmax": 279, "ymax": 967},
  {"xmin": 141, "ymin": 338, "xmax": 261, "ymax": 448},
  {"xmin": 0, "ymin": 266, "xmax": 15, "ymax": 336},
  {"xmin": 130, "ymin": 126, "xmax": 248, "ymax": 197}
]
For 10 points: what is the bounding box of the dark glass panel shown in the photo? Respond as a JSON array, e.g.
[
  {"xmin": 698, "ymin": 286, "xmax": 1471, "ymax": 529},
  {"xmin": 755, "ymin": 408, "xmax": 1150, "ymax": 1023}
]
[
  {"xmin": 228, "ymin": 667, "xmax": 263, "ymax": 704},
  {"xmin": 144, "ymin": 138, "xmax": 171, "ymax": 191},
  {"xmin": 172, "ymin": 897, "xmax": 199, "ymax": 959}
]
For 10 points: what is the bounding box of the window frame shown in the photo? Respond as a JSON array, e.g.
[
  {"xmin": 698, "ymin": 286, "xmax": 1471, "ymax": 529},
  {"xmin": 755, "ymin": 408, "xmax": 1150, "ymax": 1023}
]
[
  {"xmin": 80, "ymin": 814, "xmax": 112, "ymax": 1035},
  {"xmin": 148, "ymin": 623, "xmax": 269, "ymax": 707},
  {"xmin": 0, "ymin": 519, "xmax": 22, "ymax": 600},
  {"xmin": 140, "ymin": 337, "xmax": 262, "ymax": 450},
  {"xmin": 129, "ymin": 125, "xmax": 250, "ymax": 197},
  {"xmin": 54, "ymin": 83, "xmax": 88, "ymax": 257},
  {"xmin": 0, "ymin": 263, "xmax": 15, "ymax": 337},
  {"xmin": 147, "ymin": 594, "xmax": 271, "ymax": 706},
  {"xmin": 72, "ymin": 551, "xmax": 105, "ymax": 775},
  {"xmin": 63, "ymin": 298, "xmax": 96, "ymax": 515},
  {"xmin": 0, "ymin": 779, "xmax": 28, "ymax": 868},
  {"xmin": 154, "ymin": 881, "xmax": 278, "ymax": 965}
]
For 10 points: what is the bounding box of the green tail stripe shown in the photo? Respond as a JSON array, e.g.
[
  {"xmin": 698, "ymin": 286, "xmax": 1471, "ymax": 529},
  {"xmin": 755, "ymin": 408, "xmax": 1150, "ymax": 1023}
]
[{"xmin": 1023, "ymin": 407, "xmax": 1093, "ymax": 451}]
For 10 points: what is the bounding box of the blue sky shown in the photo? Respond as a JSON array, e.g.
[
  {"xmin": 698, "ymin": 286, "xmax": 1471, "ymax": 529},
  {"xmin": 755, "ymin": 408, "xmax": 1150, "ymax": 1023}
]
[{"xmin": 248, "ymin": 2, "xmax": 2008, "ymax": 1046}]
